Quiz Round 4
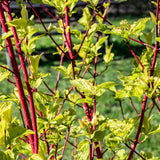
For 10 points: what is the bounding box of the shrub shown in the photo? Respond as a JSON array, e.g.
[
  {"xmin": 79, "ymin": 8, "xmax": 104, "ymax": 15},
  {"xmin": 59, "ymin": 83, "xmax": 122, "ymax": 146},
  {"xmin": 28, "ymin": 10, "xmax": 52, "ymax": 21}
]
[{"xmin": 0, "ymin": 0, "xmax": 160, "ymax": 159}]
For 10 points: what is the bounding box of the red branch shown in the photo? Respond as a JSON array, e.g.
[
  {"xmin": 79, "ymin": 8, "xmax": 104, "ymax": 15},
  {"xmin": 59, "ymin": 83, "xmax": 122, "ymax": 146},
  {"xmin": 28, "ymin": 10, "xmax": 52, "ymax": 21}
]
[
  {"xmin": 127, "ymin": 94, "xmax": 147, "ymax": 159},
  {"xmin": 3, "ymin": 0, "xmax": 38, "ymax": 153},
  {"xmin": 0, "ymin": 2, "xmax": 34, "ymax": 152}
]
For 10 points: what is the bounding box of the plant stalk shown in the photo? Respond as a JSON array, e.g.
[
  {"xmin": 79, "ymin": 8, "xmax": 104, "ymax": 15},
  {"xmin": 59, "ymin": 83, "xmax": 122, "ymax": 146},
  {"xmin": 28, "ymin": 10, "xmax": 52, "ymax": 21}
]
[
  {"xmin": 3, "ymin": 0, "xmax": 38, "ymax": 153},
  {"xmin": 0, "ymin": 2, "xmax": 34, "ymax": 152},
  {"xmin": 127, "ymin": 94, "xmax": 147, "ymax": 159}
]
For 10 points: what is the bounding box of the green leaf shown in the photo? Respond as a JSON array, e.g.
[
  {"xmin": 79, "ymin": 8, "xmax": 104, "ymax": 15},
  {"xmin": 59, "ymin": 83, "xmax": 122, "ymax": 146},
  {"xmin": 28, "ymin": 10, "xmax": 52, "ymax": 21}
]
[
  {"xmin": 6, "ymin": 124, "xmax": 34, "ymax": 145},
  {"xmin": 7, "ymin": 18, "xmax": 27, "ymax": 28},
  {"xmin": 107, "ymin": 118, "xmax": 137, "ymax": 139},
  {"xmin": 38, "ymin": 141, "xmax": 47, "ymax": 160},
  {"xmin": 116, "ymin": 149, "xmax": 127, "ymax": 160},
  {"xmin": 96, "ymin": 81, "xmax": 117, "ymax": 91},
  {"xmin": 26, "ymin": 154, "xmax": 44, "ymax": 160},
  {"xmin": 143, "ymin": 29, "xmax": 153, "ymax": 51},
  {"xmin": 97, "ymin": 23, "xmax": 110, "ymax": 34},
  {"xmin": 105, "ymin": 133, "xmax": 122, "ymax": 149},
  {"xmin": 71, "ymin": 79, "xmax": 94, "ymax": 96},
  {"xmin": 115, "ymin": 90, "xmax": 129, "ymax": 99},
  {"xmin": 78, "ymin": 7, "xmax": 92, "ymax": 29},
  {"xmin": 21, "ymin": 5, "xmax": 28, "ymax": 20},
  {"xmin": 148, "ymin": 125, "xmax": 160, "ymax": 135},
  {"xmin": 0, "ymin": 102, "xmax": 13, "ymax": 123},
  {"xmin": 95, "ymin": 36, "xmax": 108, "ymax": 52},
  {"xmin": 78, "ymin": 140, "xmax": 89, "ymax": 151},
  {"xmin": 34, "ymin": 91, "xmax": 52, "ymax": 113},
  {"xmin": 28, "ymin": 54, "xmax": 41, "ymax": 76},
  {"xmin": 130, "ymin": 18, "xmax": 150, "ymax": 35},
  {"xmin": 1, "ymin": 31, "xmax": 13, "ymax": 40},
  {"xmin": 138, "ymin": 151, "xmax": 159, "ymax": 160},
  {"xmin": 103, "ymin": 44, "xmax": 114, "ymax": 64},
  {"xmin": 52, "ymin": 66, "xmax": 67, "ymax": 75},
  {"xmin": 0, "ymin": 150, "xmax": 14, "ymax": 160},
  {"xmin": 31, "ymin": 0, "xmax": 42, "ymax": 4},
  {"xmin": 142, "ymin": 115, "xmax": 152, "ymax": 135},
  {"xmin": 0, "ymin": 66, "xmax": 12, "ymax": 82},
  {"xmin": 29, "ymin": 73, "xmax": 50, "ymax": 88},
  {"xmin": 92, "ymin": 130, "xmax": 105, "ymax": 142},
  {"xmin": 28, "ymin": 35, "xmax": 43, "ymax": 53},
  {"xmin": 149, "ymin": 11, "xmax": 156, "ymax": 23}
]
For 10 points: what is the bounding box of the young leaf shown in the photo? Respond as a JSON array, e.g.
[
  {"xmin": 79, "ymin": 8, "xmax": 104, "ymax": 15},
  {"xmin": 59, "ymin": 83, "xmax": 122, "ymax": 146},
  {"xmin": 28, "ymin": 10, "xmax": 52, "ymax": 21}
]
[
  {"xmin": 28, "ymin": 54, "xmax": 41, "ymax": 76},
  {"xmin": 0, "ymin": 102, "xmax": 13, "ymax": 123},
  {"xmin": 103, "ymin": 44, "xmax": 114, "ymax": 64},
  {"xmin": 105, "ymin": 133, "xmax": 122, "ymax": 149},
  {"xmin": 116, "ymin": 149, "xmax": 127, "ymax": 160},
  {"xmin": 1, "ymin": 31, "xmax": 13, "ymax": 40},
  {"xmin": 92, "ymin": 130, "xmax": 105, "ymax": 142},
  {"xmin": 78, "ymin": 7, "xmax": 92, "ymax": 29},
  {"xmin": 52, "ymin": 66, "xmax": 67, "ymax": 76},
  {"xmin": 21, "ymin": 5, "xmax": 28, "ymax": 21},
  {"xmin": 149, "ymin": 11, "xmax": 156, "ymax": 23},
  {"xmin": 71, "ymin": 79, "xmax": 94, "ymax": 95},
  {"xmin": 6, "ymin": 124, "xmax": 34, "ymax": 146},
  {"xmin": 0, "ymin": 66, "xmax": 12, "ymax": 82},
  {"xmin": 7, "ymin": 18, "xmax": 27, "ymax": 29}
]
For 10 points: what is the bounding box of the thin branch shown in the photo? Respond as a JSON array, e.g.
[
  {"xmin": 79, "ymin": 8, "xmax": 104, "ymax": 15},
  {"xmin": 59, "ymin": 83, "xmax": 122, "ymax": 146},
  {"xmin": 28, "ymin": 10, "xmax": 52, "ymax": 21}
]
[
  {"xmin": 43, "ymin": 80, "xmax": 55, "ymax": 95},
  {"xmin": 55, "ymin": 86, "xmax": 74, "ymax": 117},
  {"xmin": 65, "ymin": 98, "xmax": 83, "ymax": 108},
  {"xmin": 60, "ymin": 128, "xmax": 70, "ymax": 160},
  {"xmin": 127, "ymin": 94, "xmax": 147, "ymax": 159},
  {"xmin": 96, "ymin": 66, "xmax": 108, "ymax": 77},
  {"xmin": 0, "ymin": 64, "xmax": 14, "ymax": 74},
  {"xmin": 82, "ymin": 59, "xmax": 94, "ymax": 78},
  {"xmin": 74, "ymin": 29, "xmax": 89, "ymax": 59},
  {"xmin": 102, "ymin": 148, "xmax": 108, "ymax": 155},
  {"xmin": 26, "ymin": 1, "xmax": 70, "ymax": 60},
  {"xmin": 129, "ymin": 98, "xmax": 140, "ymax": 116},
  {"xmin": 54, "ymin": 46, "xmax": 65, "ymax": 94},
  {"xmin": 125, "ymin": 143, "xmax": 145, "ymax": 160},
  {"xmin": 152, "ymin": 98, "xmax": 160, "ymax": 112},
  {"xmin": 40, "ymin": 4, "xmax": 59, "ymax": 21},
  {"xmin": 39, "ymin": 125, "xmax": 50, "ymax": 139},
  {"xmin": 7, "ymin": 78, "xmax": 16, "ymax": 86},
  {"xmin": 126, "ymin": 41, "xmax": 144, "ymax": 70},
  {"xmin": 119, "ymin": 100, "xmax": 125, "ymax": 120}
]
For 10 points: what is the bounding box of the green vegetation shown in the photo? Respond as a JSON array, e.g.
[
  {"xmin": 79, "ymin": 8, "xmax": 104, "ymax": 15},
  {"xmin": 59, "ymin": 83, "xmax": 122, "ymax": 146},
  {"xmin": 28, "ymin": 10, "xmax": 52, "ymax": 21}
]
[{"xmin": 0, "ymin": 0, "xmax": 160, "ymax": 159}]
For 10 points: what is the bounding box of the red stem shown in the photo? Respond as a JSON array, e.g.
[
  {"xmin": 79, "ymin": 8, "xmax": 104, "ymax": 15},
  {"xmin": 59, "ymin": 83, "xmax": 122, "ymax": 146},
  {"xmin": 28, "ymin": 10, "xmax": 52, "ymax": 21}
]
[
  {"xmin": 39, "ymin": 126, "xmax": 50, "ymax": 139},
  {"xmin": 82, "ymin": 59, "xmax": 94, "ymax": 78},
  {"xmin": 3, "ymin": 1, "xmax": 38, "ymax": 153},
  {"xmin": 0, "ymin": 2, "xmax": 34, "ymax": 152},
  {"xmin": 19, "ymin": 108, "xmax": 26, "ymax": 128},
  {"xmin": 150, "ymin": 0, "xmax": 160, "ymax": 76},
  {"xmin": 126, "ymin": 41, "xmax": 144, "ymax": 70},
  {"xmin": 60, "ymin": 128, "xmax": 70, "ymax": 160},
  {"xmin": 129, "ymin": 98, "xmax": 140, "ymax": 116},
  {"xmin": 27, "ymin": 1, "xmax": 70, "ymax": 60},
  {"xmin": 64, "ymin": 4, "xmax": 76, "ymax": 79},
  {"xmin": 55, "ymin": 86, "xmax": 74, "ymax": 117},
  {"xmin": 127, "ymin": 94, "xmax": 147, "ymax": 159},
  {"xmin": 54, "ymin": 45, "xmax": 65, "ymax": 94},
  {"xmin": 74, "ymin": 29, "xmax": 89, "ymax": 59},
  {"xmin": 125, "ymin": 143, "xmax": 145, "ymax": 160},
  {"xmin": 40, "ymin": 4, "xmax": 59, "ymax": 21},
  {"xmin": 0, "ymin": 64, "xmax": 14, "ymax": 74}
]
